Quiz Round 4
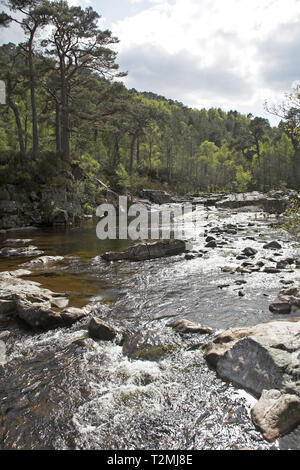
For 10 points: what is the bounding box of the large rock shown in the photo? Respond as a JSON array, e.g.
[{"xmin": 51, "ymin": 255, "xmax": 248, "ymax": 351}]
[
  {"xmin": 102, "ymin": 239, "xmax": 186, "ymax": 262},
  {"xmin": 0, "ymin": 270, "xmax": 89, "ymax": 330},
  {"xmin": 139, "ymin": 189, "xmax": 172, "ymax": 205},
  {"xmin": 204, "ymin": 320, "xmax": 300, "ymax": 441},
  {"xmin": 88, "ymin": 317, "xmax": 120, "ymax": 341},
  {"xmin": 22, "ymin": 256, "xmax": 64, "ymax": 267},
  {"xmin": 122, "ymin": 328, "xmax": 178, "ymax": 361},
  {"xmin": 0, "ymin": 245, "xmax": 43, "ymax": 258}
]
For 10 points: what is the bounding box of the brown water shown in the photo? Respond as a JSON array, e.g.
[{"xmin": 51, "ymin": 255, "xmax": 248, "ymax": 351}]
[{"xmin": 0, "ymin": 209, "xmax": 299, "ymax": 450}]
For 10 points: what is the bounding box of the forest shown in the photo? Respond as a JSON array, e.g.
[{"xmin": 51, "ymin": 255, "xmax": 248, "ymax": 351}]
[{"xmin": 0, "ymin": 0, "xmax": 300, "ymax": 204}]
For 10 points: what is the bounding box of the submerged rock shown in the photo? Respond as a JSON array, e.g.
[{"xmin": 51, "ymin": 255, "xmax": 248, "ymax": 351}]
[
  {"xmin": 122, "ymin": 328, "xmax": 178, "ymax": 361},
  {"xmin": 167, "ymin": 319, "xmax": 213, "ymax": 335},
  {"xmin": 204, "ymin": 320, "xmax": 300, "ymax": 441},
  {"xmin": 102, "ymin": 240, "xmax": 186, "ymax": 262}
]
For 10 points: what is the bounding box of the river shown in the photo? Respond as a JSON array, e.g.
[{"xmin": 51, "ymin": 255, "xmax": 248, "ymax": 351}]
[{"xmin": 0, "ymin": 204, "xmax": 299, "ymax": 449}]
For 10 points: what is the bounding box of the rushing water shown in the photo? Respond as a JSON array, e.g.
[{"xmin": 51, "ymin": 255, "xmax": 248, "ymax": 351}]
[{"xmin": 0, "ymin": 205, "xmax": 300, "ymax": 450}]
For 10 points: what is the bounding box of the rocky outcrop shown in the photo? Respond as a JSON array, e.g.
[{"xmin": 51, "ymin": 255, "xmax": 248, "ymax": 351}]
[
  {"xmin": 204, "ymin": 320, "xmax": 300, "ymax": 441},
  {"xmin": 0, "ymin": 270, "xmax": 90, "ymax": 330},
  {"xmin": 139, "ymin": 189, "xmax": 172, "ymax": 205},
  {"xmin": 102, "ymin": 240, "xmax": 186, "ymax": 262},
  {"xmin": 88, "ymin": 317, "xmax": 121, "ymax": 341}
]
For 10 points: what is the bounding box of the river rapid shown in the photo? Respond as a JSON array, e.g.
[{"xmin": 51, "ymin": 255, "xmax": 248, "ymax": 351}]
[{"xmin": 0, "ymin": 202, "xmax": 299, "ymax": 450}]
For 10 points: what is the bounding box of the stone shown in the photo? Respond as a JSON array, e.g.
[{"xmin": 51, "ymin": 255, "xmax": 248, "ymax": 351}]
[
  {"xmin": 167, "ymin": 319, "xmax": 213, "ymax": 335},
  {"xmin": 102, "ymin": 240, "xmax": 186, "ymax": 262},
  {"xmin": 205, "ymin": 240, "xmax": 217, "ymax": 248},
  {"xmin": 88, "ymin": 317, "xmax": 120, "ymax": 341},
  {"xmin": 269, "ymin": 303, "xmax": 291, "ymax": 314},
  {"xmin": 263, "ymin": 267, "xmax": 281, "ymax": 274},
  {"xmin": 0, "ymin": 245, "xmax": 43, "ymax": 258},
  {"xmin": 263, "ymin": 241, "xmax": 282, "ymax": 250},
  {"xmin": 205, "ymin": 236, "xmax": 216, "ymax": 242},
  {"xmin": 204, "ymin": 320, "xmax": 300, "ymax": 441},
  {"xmin": 251, "ymin": 390, "xmax": 300, "ymax": 442},
  {"xmin": 139, "ymin": 189, "xmax": 172, "ymax": 205},
  {"xmin": 22, "ymin": 256, "xmax": 64, "ymax": 267},
  {"xmin": 215, "ymin": 192, "xmax": 288, "ymax": 214},
  {"xmin": 242, "ymin": 247, "xmax": 258, "ymax": 257},
  {"xmin": 0, "ymin": 270, "xmax": 88, "ymax": 330}
]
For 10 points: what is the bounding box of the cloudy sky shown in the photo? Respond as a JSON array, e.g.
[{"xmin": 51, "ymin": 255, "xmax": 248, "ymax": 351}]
[{"xmin": 2, "ymin": 0, "xmax": 300, "ymax": 123}]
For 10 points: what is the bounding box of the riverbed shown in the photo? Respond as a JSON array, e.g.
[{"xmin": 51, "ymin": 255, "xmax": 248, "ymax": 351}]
[{"xmin": 0, "ymin": 204, "xmax": 299, "ymax": 450}]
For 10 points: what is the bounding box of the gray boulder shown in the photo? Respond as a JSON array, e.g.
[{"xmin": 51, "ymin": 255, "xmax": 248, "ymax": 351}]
[
  {"xmin": 88, "ymin": 317, "xmax": 120, "ymax": 341},
  {"xmin": 102, "ymin": 239, "xmax": 186, "ymax": 262},
  {"xmin": 204, "ymin": 320, "xmax": 300, "ymax": 441}
]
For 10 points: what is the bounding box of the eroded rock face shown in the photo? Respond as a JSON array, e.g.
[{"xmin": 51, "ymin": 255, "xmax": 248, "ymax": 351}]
[
  {"xmin": 102, "ymin": 240, "xmax": 186, "ymax": 262},
  {"xmin": 204, "ymin": 320, "xmax": 300, "ymax": 441},
  {"xmin": 0, "ymin": 270, "xmax": 90, "ymax": 330}
]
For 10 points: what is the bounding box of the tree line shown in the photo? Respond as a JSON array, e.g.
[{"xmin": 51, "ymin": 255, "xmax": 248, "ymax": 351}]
[{"xmin": 0, "ymin": 0, "xmax": 300, "ymax": 198}]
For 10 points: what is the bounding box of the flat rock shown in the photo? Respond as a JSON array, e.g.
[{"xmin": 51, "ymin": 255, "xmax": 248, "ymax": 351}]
[
  {"xmin": 167, "ymin": 319, "xmax": 213, "ymax": 335},
  {"xmin": 102, "ymin": 240, "xmax": 186, "ymax": 262}
]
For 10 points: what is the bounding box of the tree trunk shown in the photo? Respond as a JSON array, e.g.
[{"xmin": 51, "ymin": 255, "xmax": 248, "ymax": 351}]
[
  {"xmin": 8, "ymin": 96, "xmax": 26, "ymax": 161},
  {"xmin": 28, "ymin": 32, "xmax": 39, "ymax": 160},
  {"xmin": 60, "ymin": 61, "xmax": 70, "ymax": 162},
  {"xmin": 55, "ymin": 102, "xmax": 61, "ymax": 153},
  {"xmin": 129, "ymin": 135, "xmax": 136, "ymax": 175}
]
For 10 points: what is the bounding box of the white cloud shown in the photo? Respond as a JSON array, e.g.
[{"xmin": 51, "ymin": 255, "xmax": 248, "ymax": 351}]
[{"xmin": 112, "ymin": 0, "xmax": 300, "ymax": 120}]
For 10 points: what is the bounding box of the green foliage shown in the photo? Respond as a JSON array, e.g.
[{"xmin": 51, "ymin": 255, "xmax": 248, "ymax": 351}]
[{"xmin": 281, "ymin": 199, "xmax": 300, "ymax": 241}]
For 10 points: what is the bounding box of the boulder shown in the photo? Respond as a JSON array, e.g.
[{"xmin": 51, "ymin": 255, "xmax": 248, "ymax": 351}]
[
  {"xmin": 204, "ymin": 320, "xmax": 300, "ymax": 441},
  {"xmin": 242, "ymin": 247, "xmax": 258, "ymax": 257},
  {"xmin": 269, "ymin": 303, "xmax": 291, "ymax": 314},
  {"xmin": 88, "ymin": 317, "xmax": 120, "ymax": 341},
  {"xmin": 263, "ymin": 241, "xmax": 282, "ymax": 250},
  {"xmin": 251, "ymin": 390, "xmax": 300, "ymax": 442},
  {"xmin": 205, "ymin": 240, "xmax": 217, "ymax": 248},
  {"xmin": 102, "ymin": 240, "xmax": 186, "ymax": 262},
  {"xmin": 0, "ymin": 270, "xmax": 88, "ymax": 330},
  {"xmin": 139, "ymin": 189, "xmax": 172, "ymax": 205}
]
